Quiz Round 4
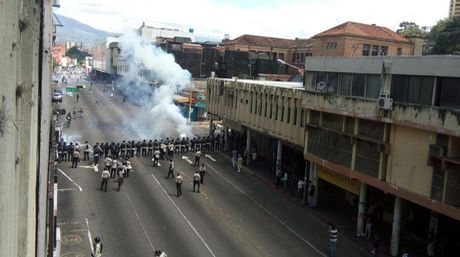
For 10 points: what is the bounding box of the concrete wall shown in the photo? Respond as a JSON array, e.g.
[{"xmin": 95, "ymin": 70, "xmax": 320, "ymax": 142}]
[
  {"xmin": 0, "ymin": 1, "xmax": 52, "ymax": 256},
  {"xmin": 388, "ymin": 125, "xmax": 434, "ymax": 197},
  {"xmin": 207, "ymin": 78, "xmax": 305, "ymax": 147}
]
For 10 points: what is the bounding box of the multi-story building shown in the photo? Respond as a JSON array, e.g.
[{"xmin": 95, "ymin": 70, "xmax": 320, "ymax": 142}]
[
  {"xmin": 138, "ymin": 22, "xmax": 196, "ymax": 43},
  {"xmin": 450, "ymin": 0, "xmax": 460, "ymax": 18},
  {"xmin": 311, "ymin": 21, "xmax": 416, "ymax": 57},
  {"xmin": 206, "ymin": 55, "xmax": 460, "ymax": 256},
  {"xmin": 1, "ymin": 1, "xmax": 54, "ymax": 257},
  {"xmin": 89, "ymin": 36, "xmax": 118, "ymax": 81}
]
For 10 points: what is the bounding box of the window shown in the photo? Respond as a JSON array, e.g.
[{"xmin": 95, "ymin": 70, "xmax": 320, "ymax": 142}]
[
  {"xmin": 250, "ymin": 92, "xmax": 253, "ymax": 113},
  {"xmin": 362, "ymin": 44, "xmax": 370, "ymax": 56},
  {"xmin": 254, "ymin": 92, "xmax": 258, "ymax": 114},
  {"xmin": 340, "ymin": 74, "xmax": 353, "ymax": 96},
  {"xmin": 371, "ymin": 45, "xmax": 379, "ymax": 56},
  {"xmin": 380, "ymin": 46, "xmax": 388, "ymax": 56},
  {"xmin": 275, "ymin": 96, "xmax": 279, "ymax": 120},
  {"xmin": 293, "ymin": 99, "xmax": 298, "ymax": 126},
  {"xmin": 287, "ymin": 98, "xmax": 291, "ymax": 124},
  {"xmin": 264, "ymin": 94, "xmax": 268, "ymax": 117},
  {"xmin": 327, "ymin": 73, "xmax": 339, "ymax": 94},
  {"xmin": 366, "ymin": 75, "xmax": 381, "ymax": 98},
  {"xmin": 352, "ymin": 74, "xmax": 366, "ymax": 97},
  {"xmin": 300, "ymin": 108, "xmax": 305, "ymax": 127},
  {"xmin": 269, "ymin": 95, "xmax": 273, "ymax": 118},
  {"xmin": 281, "ymin": 97, "xmax": 285, "ymax": 122},
  {"xmin": 258, "ymin": 94, "xmax": 262, "ymax": 115},
  {"xmin": 326, "ymin": 42, "xmax": 337, "ymax": 49},
  {"xmin": 435, "ymin": 77, "xmax": 460, "ymax": 109},
  {"xmin": 397, "ymin": 48, "xmax": 402, "ymax": 56},
  {"xmin": 391, "ymin": 75, "xmax": 434, "ymax": 105}
]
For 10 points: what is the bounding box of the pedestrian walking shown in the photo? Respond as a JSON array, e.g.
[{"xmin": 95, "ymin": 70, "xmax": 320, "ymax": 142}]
[
  {"xmin": 125, "ymin": 159, "xmax": 132, "ymax": 178},
  {"xmin": 167, "ymin": 160, "xmax": 174, "ymax": 179},
  {"xmin": 364, "ymin": 210, "xmax": 373, "ymax": 240},
  {"xmin": 193, "ymin": 171, "xmax": 201, "ymax": 193},
  {"xmin": 110, "ymin": 159, "xmax": 118, "ymax": 178},
  {"xmin": 153, "ymin": 149, "xmax": 160, "ymax": 167},
  {"xmin": 104, "ymin": 156, "xmax": 112, "ymax": 171},
  {"xmin": 232, "ymin": 149, "xmax": 237, "ymax": 167},
  {"xmin": 328, "ymin": 223, "xmax": 338, "ymax": 257},
  {"xmin": 297, "ymin": 178, "xmax": 305, "ymax": 199},
  {"xmin": 117, "ymin": 164, "xmax": 126, "ymax": 191},
  {"xmin": 282, "ymin": 172, "xmax": 289, "ymax": 192},
  {"xmin": 199, "ymin": 164, "xmax": 207, "ymax": 184},
  {"xmin": 175, "ymin": 173, "xmax": 183, "ymax": 197},
  {"xmin": 84, "ymin": 142, "xmax": 90, "ymax": 161},
  {"xmin": 91, "ymin": 236, "xmax": 103, "ymax": 257},
  {"xmin": 237, "ymin": 154, "xmax": 243, "ymax": 173},
  {"xmin": 76, "ymin": 94, "xmax": 80, "ymax": 103},
  {"xmin": 71, "ymin": 149, "xmax": 80, "ymax": 168},
  {"xmin": 194, "ymin": 150, "xmax": 201, "ymax": 167},
  {"xmin": 101, "ymin": 169, "xmax": 110, "ymax": 192}
]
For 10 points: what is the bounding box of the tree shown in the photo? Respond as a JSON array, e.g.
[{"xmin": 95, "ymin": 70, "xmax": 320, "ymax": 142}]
[
  {"xmin": 65, "ymin": 46, "xmax": 89, "ymax": 61},
  {"xmin": 396, "ymin": 21, "xmax": 425, "ymax": 37},
  {"xmin": 430, "ymin": 18, "xmax": 460, "ymax": 54}
]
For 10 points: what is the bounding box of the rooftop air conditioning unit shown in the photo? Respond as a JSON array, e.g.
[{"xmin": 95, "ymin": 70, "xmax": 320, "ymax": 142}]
[
  {"xmin": 378, "ymin": 93, "xmax": 393, "ymax": 110},
  {"xmin": 429, "ymin": 144, "xmax": 446, "ymax": 157}
]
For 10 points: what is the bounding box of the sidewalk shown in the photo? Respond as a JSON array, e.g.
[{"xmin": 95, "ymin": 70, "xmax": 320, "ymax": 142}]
[{"xmin": 217, "ymin": 150, "xmax": 426, "ymax": 257}]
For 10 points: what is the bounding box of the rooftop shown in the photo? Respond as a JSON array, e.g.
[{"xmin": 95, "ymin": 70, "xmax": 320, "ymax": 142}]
[
  {"xmin": 221, "ymin": 78, "xmax": 304, "ymax": 89},
  {"xmin": 313, "ymin": 21, "xmax": 410, "ymax": 43},
  {"xmin": 224, "ymin": 34, "xmax": 310, "ymax": 49}
]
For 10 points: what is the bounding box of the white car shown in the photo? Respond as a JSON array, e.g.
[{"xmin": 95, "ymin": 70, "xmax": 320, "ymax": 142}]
[{"xmin": 52, "ymin": 92, "xmax": 63, "ymax": 102}]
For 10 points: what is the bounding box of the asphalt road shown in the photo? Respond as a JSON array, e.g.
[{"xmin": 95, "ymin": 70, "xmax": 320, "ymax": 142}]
[{"xmin": 56, "ymin": 80, "xmax": 367, "ymax": 257}]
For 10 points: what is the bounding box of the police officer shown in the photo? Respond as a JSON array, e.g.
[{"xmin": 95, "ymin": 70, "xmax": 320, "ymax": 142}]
[
  {"xmin": 136, "ymin": 141, "xmax": 142, "ymax": 157},
  {"xmin": 126, "ymin": 141, "xmax": 132, "ymax": 158},
  {"xmin": 174, "ymin": 138, "xmax": 181, "ymax": 154},
  {"xmin": 120, "ymin": 140, "xmax": 126, "ymax": 158},
  {"xmin": 142, "ymin": 140, "xmax": 148, "ymax": 157},
  {"xmin": 147, "ymin": 140, "xmax": 153, "ymax": 157}
]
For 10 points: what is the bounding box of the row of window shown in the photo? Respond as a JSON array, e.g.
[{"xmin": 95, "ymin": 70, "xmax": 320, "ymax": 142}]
[
  {"xmin": 292, "ymin": 52, "xmax": 312, "ymax": 64},
  {"xmin": 362, "ymin": 44, "xmax": 388, "ymax": 56},
  {"xmin": 305, "ymin": 72, "xmax": 382, "ymax": 99},
  {"xmin": 326, "ymin": 42, "xmax": 337, "ymax": 49}
]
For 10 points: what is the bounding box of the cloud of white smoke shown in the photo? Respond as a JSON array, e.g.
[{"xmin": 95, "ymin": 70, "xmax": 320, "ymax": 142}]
[{"xmin": 116, "ymin": 32, "xmax": 192, "ymax": 139}]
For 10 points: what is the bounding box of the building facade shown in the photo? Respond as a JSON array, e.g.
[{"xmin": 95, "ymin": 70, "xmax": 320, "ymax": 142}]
[
  {"xmin": 450, "ymin": 0, "xmax": 460, "ymax": 18},
  {"xmin": 0, "ymin": 0, "xmax": 54, "ymax": 257},
  {"xmin": 206, "ymin": 56, "xmax": 460, "ymax": 256},
  {"xmin": 311, "ymin": 21, "xmax": 415, "ymax": 57},
  {"xmin": 138, "ymin": 22, "xmax": 196, "ymax": 43}
]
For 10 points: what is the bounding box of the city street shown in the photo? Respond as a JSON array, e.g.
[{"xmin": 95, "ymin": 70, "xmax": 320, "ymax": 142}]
[{"xmin": 56, "ymin": 81, "xmax": 369, "ymax": 257}]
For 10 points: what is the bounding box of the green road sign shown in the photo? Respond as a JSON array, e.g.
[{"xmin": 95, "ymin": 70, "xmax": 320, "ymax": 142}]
[{"xmin": 66, "ymin": 87, "xmax": 80, "ymax": 92}]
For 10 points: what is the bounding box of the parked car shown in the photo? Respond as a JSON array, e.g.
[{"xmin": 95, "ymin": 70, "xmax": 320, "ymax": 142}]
[{"xmin": 52, "ymin": 91, "xmax": 63, "ymax": 102}]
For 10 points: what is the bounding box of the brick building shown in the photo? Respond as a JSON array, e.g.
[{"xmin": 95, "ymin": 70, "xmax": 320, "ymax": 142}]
[{"xmin": 311, "ymin": 21, "xmax": 415, "ymax": 57}]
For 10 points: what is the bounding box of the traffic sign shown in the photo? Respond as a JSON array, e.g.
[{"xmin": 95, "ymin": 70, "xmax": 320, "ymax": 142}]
[{"xmin": 66, "ymin": 88, "xmax": 80, "ymax": 92}]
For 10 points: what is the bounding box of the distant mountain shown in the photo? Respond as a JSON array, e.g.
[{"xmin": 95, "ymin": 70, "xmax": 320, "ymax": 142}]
[{"xmin": 55, "ymin": 15, "xmax": 116, "ymax": 47}]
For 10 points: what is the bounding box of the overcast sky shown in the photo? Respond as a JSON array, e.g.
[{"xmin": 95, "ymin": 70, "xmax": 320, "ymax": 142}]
[{"xmin": 56, "ymin": 0, "xmax": 450, "ymax": 41}]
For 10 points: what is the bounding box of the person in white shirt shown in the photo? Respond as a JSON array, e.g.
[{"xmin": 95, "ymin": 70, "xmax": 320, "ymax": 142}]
[
  {"xmin": 194, "ymin": 150, "xmax": 201, "ymax": 167},
  {"xmin": 237, "ymin": 154, "xmax": 243, "ymax": 173},
  {"xmin": 153, "ymin": 150, "xmax": 160, "ymax": 167},
  {"xmin": 125, "ymin": 159, "xmax": 132, "ymax": 178},
  {"xmin": 193, "ymin": 171, "xmax": 201, "ymax": 192},
  {"xmin": 104, "ymin": 156, "xmax": 112, "ymax": 171},
  {"xmin": 199, "ymin": 164, "xmax": 207, "ymax": 184},
  {"xmin": 117, "ymin": 164, "xmax": 126, "ymax": 191},
  {"xmin": 100, "ymin": 169, "xmax": 110, "ymax": 192},
  {"xmin": 297, "ymin": 178, "xmax": 305, "ymax": 199},
  {"xmin": 175, "ymin": 173, "xmax": 183, "ymax": 197},
  {"xmin": 92, "ymin": 236, "xmax": 103, "ymax": 257},
  {"xmin": 110, "ymin": 159, "xmax": 118, "ymax": 178}
]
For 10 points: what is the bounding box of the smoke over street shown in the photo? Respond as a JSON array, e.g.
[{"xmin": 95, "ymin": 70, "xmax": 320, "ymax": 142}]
[{"xmin": 116, "ymin": 32, "xmax": 192, "ymax": 139}]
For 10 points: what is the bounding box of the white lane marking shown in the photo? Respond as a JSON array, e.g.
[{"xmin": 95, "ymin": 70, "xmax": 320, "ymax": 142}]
[
  {"xmin": 150, "ymin": 173, "xmax": 216, "ymax": 257},
  {"xmin": 86, "ymin": 218, "xmax": 94, "ymax": 255},
  {"xmin": 57, "ymin": 168, "xmax": 83, "ymax": 192},
  {"xmin": 78, "ymin": 165, "xmax": 94, "ymax": 169},
  {"xmin": 122, "ymin": 187, "xmax": 156, "ymax": 253},
  {"xmin": 57, "ymin": 221, "xmax": 81, "ymax": 226},
  {"xmin": 58, "ymin": 188, "xmax": 76, "ymax": 192},
  {"xmin": 205, "ymin": 154, "xmax": 216, "ymax": 162},
  {"xmin": 182, "ymin": 155, "xmax": 193, "ymax": 164},
  {"xmin": 203, "ymin": 161, "xmax": 327, "ymax": 257}
]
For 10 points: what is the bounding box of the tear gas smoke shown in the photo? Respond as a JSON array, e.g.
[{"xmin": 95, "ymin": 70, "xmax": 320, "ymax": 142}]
[{"xmin": 116, "ymin": 32, "xmax": 192, "ymax": 139}]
